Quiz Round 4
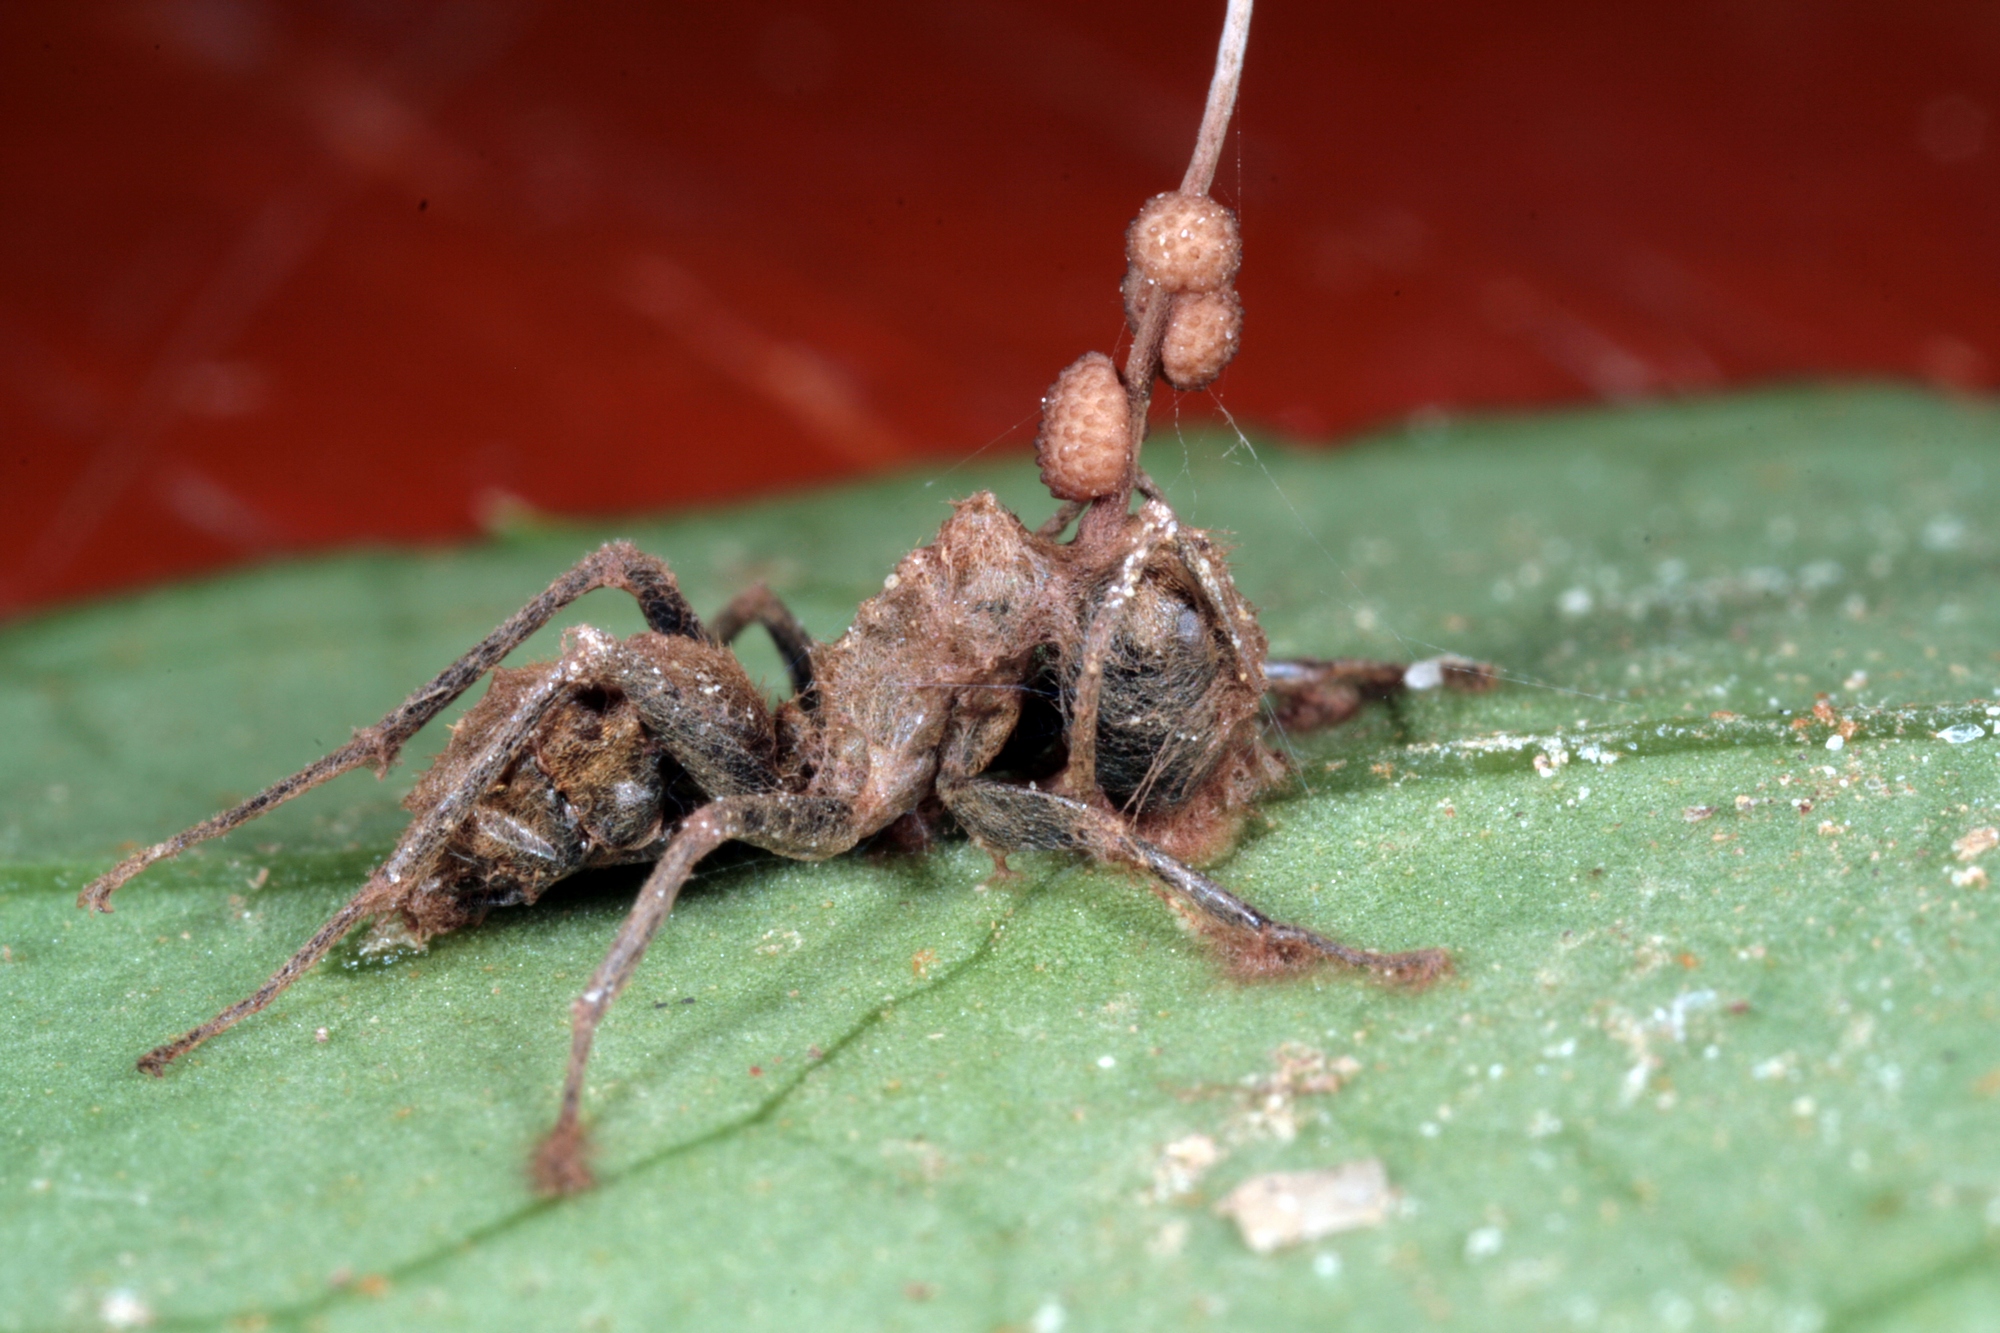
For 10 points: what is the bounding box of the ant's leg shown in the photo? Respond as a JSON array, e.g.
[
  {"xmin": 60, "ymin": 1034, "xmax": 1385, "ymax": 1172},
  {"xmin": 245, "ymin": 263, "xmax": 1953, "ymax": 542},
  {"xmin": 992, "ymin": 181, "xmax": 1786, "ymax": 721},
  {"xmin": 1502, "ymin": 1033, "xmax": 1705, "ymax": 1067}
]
[
  {"xmin": 531, "ymin": 793, "xmax": 855, "ymax": 1195},
  {"xmin": 134, "ymin": 891, "xmax": 387, "ymax": 1076},
  {"xmin": 1161, "ymin": 520, "xmax": 1499, "ymax": 731},
  {"xmin": 80, "ymin": 542, "xmax": 702, "ymax": 911},
  {"xmin": 134, "ymin": 629, "xmax": 622, "ymax": 1074},
  {"xmin": 1061, "ymin": 500, "xmax": 1179, "ymax": 796},
  {"xmin": 608, "ymin": 635, "xmax": 784, "ymax": 798},
  {"xmin": 708, "ymin": 584, "xmax": 815, "ymax": 699},
  {"xmin": 940, "ymin": 776, "xmax": 1448, "ymax": 984},
  {"xmin": 1265, "ymin": 656, "xmax": 1497, "ymax": 732},
  {"xmin": 1167, "ymin": 525, "xmax": 1264, "ymax": 684},
  {"xmin": 1036, "ymin": 498, "xmax": 1087, "ymax": 540}
]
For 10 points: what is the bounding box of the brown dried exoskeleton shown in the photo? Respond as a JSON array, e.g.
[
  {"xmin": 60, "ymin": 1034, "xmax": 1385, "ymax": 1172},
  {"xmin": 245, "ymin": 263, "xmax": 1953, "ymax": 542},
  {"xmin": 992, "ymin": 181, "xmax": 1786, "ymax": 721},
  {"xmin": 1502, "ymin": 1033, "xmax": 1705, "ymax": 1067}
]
[{"xmin": 77, "ymin": 0, "xmax": 1493, "ymax": 1195}]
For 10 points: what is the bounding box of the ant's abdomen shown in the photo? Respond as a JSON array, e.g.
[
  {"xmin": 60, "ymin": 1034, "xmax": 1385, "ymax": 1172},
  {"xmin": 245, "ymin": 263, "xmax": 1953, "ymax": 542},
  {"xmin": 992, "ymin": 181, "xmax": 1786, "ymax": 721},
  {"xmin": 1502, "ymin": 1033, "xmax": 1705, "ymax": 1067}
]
[
  {"xmin": 1092, "ymin": 580, "xmax": 1228, "ymax": 813},
  {"xmin": 407, "ymin": 664, "xmax": 673, "ymax": 910},
  {"xmin": 533, "ymin": 687, "xmax": 670, "ymax": 851}
]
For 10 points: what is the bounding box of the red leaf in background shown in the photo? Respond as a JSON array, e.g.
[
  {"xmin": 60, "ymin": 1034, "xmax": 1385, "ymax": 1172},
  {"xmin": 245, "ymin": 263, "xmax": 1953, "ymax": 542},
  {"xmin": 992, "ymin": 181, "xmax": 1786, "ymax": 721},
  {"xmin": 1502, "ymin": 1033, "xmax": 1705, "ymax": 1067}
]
[{"xmin": 1, "ymin": 0, "xmax": 1993, "ymax": 615}]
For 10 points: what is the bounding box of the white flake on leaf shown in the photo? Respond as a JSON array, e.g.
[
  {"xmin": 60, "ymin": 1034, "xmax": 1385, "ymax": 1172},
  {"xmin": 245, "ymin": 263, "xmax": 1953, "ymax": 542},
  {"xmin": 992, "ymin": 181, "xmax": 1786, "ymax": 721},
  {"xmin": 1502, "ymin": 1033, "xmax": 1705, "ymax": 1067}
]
[{"xmin": 1214, "ymin": 1159, "xmax": 1397, "ymax": 1253}]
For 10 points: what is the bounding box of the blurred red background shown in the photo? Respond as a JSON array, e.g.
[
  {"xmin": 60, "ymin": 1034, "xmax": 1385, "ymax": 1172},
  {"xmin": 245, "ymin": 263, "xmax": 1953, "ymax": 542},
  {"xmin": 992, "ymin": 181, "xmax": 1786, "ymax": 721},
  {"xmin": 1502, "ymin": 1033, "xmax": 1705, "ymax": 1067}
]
[{"xmin": 2, "ymin": 0, "xmax": 1994, "ymax": 618}]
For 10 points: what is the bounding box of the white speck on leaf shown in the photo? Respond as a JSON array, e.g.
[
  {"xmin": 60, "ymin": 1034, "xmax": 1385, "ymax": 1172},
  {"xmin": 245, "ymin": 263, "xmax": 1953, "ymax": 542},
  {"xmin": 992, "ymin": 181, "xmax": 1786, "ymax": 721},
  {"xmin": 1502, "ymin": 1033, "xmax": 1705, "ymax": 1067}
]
[
  {"xmin": 1404, "ymin": 658, "xmax": 1444, "ymax": 690},
  {"xmin": 1922, "ymin": 515, "xmax": 1967, "ymax": 551},
  {"xmin": 1753, "ymin": 1052, "xmax": 1799, "ymax": 1082},
  {"xmin": 99, "ymin": 1291, "xmax": 152, "ymax": 1329},
  {"xmin": 1149, "ymin": 1133, "xmax": 1223, "ymax": 1202}
]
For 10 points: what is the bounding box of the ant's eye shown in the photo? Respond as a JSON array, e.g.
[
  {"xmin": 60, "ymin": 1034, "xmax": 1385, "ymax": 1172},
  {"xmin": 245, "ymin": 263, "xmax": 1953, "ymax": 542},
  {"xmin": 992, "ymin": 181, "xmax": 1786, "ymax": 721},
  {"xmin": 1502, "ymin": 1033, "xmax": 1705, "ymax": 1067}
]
[{"xmin": 1177, "ymin": 605, "xmax": 1203, "ymax": 643}]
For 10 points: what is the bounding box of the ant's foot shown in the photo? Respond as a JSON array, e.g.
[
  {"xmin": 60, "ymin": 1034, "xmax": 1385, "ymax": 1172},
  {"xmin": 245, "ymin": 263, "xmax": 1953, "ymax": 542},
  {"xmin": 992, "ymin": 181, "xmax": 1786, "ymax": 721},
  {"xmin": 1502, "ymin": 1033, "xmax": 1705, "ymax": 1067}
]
[{"xmin": 531, "ymin": 1121, "xmax": 596, "ymax": 1197}]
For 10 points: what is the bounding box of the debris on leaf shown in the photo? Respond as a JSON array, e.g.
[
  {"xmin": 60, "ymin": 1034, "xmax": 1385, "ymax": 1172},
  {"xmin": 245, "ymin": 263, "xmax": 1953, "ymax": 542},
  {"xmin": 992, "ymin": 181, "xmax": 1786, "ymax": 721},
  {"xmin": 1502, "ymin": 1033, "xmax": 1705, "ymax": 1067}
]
[
  {"xmin": 1952, "ymin": 826, "xmax": 1998, "ymax": 861},
  {"xmin": 1230, "ymin": 1043, "xmax": 1361, "ymax": 1143},
  {"xmin": 1214, "ymin": 1159, "xmax": 1396, "ymax": 1253},
  {"xmin": 1150, "ymin": 1133, "xmax": 1224, "ymax": 1202}
]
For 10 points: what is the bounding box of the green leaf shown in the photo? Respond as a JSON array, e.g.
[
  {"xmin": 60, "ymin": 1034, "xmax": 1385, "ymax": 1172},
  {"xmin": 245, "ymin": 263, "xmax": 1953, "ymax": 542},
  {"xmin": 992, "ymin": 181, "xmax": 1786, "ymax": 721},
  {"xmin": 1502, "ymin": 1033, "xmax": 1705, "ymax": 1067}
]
[{"xmin": 4, "ymin": 385, "xmax": 1998, "ymax": 1331}]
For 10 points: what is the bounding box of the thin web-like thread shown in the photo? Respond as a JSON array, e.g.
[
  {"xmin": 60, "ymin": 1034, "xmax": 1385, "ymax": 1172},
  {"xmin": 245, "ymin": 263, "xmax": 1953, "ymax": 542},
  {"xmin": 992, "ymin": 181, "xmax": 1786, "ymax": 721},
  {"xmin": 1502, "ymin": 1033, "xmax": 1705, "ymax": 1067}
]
[
  {"xmin": 1182, "ymin": 101, "xmax": 1332, "ymax": 801},
  {"xmin": 1209, "ymin": 400, "xmax": 1413, "ymax": 655},
  {"xmin": 1384, "ymin": 636, "xmax": 1622, "ymax": 705},
  {"xmin": 1166, "ymin": 397, "xmax": 1200, "ymax": 505},
  {"xmin": 1209, "ymin": 399, "xmax": 1623, "ymax": 707},
  {"xmin": 1232, "ymin": 64, "xmax": 1245, "ymax": 249},
  {"xmin": 922, "ymin": 408, "xmax": 1040, "ymax": 488},
  {"xmin": 1160, "ymin": 400, "xmax": 1322, "ymax": 800},
  {"xmin": 1258, "ymin": 687, "xmax": 1319, "ymax": 800}
]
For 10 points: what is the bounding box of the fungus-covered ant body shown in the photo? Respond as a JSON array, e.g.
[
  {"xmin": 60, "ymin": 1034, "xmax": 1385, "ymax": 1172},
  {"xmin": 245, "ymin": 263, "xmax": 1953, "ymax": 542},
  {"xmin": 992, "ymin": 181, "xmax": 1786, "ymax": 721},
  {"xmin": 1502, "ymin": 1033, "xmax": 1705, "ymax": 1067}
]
[{"xmin": 78, "ymin": 0, "xmax": 1491, "ymax": 1193}]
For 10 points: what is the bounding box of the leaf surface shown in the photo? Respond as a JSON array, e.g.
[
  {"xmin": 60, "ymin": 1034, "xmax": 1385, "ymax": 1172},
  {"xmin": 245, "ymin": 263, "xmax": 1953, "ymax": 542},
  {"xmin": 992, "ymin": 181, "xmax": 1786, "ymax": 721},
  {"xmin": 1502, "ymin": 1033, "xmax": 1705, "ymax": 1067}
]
[{"xmin": 4, "ymin": 386, "xmax": 1999, "ymax": 1331}]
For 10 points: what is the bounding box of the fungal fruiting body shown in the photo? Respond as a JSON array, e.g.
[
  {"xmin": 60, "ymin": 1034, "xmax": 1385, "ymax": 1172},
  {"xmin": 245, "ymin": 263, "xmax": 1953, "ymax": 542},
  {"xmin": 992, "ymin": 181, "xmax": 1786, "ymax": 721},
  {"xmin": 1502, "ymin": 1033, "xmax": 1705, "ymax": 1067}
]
[
  {"xmin": 1160, "ymin": 288, "xmax": 1243, "ymax": 391},
  {"xmin": 1126, "ymin": 191, "xmax": 1242, "ymax": 293},
  {"xmin": 1035, "ymin": 351, "xmax": 1132, "ymax": 502},
  {"xmin": 1123, "ymin": 191, "xmax": 1245, "ymax": 392}
]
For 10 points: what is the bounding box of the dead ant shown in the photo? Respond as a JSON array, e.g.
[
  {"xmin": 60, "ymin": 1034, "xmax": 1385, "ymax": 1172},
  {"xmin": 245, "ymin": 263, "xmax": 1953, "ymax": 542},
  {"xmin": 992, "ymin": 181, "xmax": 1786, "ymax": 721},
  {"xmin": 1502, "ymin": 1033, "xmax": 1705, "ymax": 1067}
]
[{"xmin": 77, "ymin": 0, "xmax": 1493, "ymax": 1194}]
